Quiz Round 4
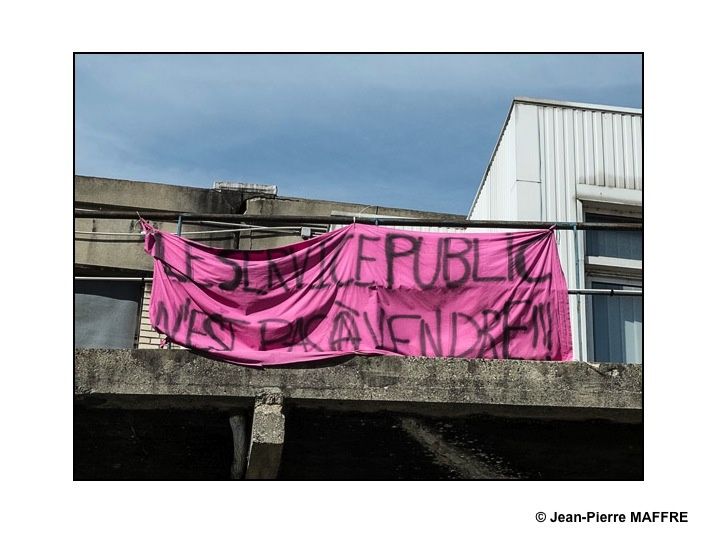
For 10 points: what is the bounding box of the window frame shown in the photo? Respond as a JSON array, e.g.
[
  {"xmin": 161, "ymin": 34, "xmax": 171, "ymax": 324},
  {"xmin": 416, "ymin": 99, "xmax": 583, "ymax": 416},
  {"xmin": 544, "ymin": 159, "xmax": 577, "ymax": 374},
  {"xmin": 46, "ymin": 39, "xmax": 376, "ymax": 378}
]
[
  {"xmin": 580, "ymin": 202, "xmax": 642, "ymax": 364},
  {"xmin": 583, "ymin": 207, "xmax": 642, "ymax": 268},
  {"xmin": 584, "ymin": 275, "xmax": 643, "ymax": 363}
]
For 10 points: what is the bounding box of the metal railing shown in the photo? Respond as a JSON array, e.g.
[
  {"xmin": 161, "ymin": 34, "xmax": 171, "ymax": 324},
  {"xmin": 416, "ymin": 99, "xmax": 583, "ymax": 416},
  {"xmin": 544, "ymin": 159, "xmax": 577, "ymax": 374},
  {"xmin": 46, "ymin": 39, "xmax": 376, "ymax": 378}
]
[
  {"xmin": 74, "ymin": 208, "xmax": 642, "ymax": 231},
  {"xmin": 72, "ymin": 276, "xmax": 640, "ymax": 297},
  {"xmin": 75, "ymin": 208, "xmax": 643, "ymax": 362},
  {"xmin": 74, "ymin": 208, "xmax": 642, "ymax": 298}
]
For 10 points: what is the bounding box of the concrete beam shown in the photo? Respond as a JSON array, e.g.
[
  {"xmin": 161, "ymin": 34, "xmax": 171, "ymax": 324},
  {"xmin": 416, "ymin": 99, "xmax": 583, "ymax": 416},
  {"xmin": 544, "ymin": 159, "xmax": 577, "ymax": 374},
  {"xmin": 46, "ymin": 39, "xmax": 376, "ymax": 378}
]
[
  {"xmin": 74, "ymin": 349, "xmax": 642, "ymax": 422},
  {"xmin": 245, "ymin": 390, "xmax": 285, "ymax": 480},
  {"xmin": 75, "ymin": 175, "xmax": 246, "ymax": 214}
]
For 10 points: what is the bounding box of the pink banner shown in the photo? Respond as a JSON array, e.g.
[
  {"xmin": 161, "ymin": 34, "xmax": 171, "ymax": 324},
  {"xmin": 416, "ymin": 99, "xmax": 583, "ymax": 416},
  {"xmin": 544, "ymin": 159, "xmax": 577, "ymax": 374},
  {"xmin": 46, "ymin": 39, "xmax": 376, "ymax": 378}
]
[{"xmin": 141, "ymin": 221, "xmax": 573, "ymax": 366}]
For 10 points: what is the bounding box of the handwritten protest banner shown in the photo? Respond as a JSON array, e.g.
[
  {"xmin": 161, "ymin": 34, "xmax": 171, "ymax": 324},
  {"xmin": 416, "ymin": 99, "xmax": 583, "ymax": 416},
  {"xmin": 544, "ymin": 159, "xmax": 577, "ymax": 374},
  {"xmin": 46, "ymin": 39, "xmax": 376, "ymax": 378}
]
[{"xmin": 141, "ymin": 220, "xmax": 573, "ymax": 366}]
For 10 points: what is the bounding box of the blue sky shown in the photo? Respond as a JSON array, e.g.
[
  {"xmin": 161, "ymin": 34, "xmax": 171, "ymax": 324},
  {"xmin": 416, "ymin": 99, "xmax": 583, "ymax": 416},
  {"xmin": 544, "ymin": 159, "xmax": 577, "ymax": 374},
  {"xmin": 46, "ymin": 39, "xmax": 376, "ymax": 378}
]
[{"xmin": 75, "ymin": 54, "xmax": 641, "ymax": 215}]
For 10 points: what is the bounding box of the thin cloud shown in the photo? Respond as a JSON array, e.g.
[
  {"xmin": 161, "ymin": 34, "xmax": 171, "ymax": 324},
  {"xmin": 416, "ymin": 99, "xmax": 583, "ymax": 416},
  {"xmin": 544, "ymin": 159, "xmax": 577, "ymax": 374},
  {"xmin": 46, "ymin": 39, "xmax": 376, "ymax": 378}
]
[{"xmin": 75, "ymin": 53, "xmax": 641, "ymax": 214}]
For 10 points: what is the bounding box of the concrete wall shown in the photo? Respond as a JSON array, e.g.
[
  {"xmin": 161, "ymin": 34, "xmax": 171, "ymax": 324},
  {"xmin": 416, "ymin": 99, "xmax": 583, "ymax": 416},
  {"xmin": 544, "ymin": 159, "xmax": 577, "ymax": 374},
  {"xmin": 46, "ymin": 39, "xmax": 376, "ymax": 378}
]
[
  {"xmin": 75, "ymin": 349, "xmax": 642, "ymax": 423},
  {"xmin": 240, "ymin": 196, "xmax": 464, "ymax": 249},
  {"xmin": 75, "ymin": 175, "xmax": 464, "ymax": 268},
  {"xmin": 75, "ymin": 175, "xmax": 247, "ymax": 272},
  {"xmin": 246, "ymin": 196, "xmax": 463, "ymax": 220}
]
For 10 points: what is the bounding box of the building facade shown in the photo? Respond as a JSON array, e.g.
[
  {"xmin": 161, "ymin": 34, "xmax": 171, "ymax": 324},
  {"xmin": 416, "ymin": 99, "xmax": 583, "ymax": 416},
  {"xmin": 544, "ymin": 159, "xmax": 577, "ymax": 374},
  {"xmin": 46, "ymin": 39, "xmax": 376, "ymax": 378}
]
[
  {"xmin": 468, "ymin": 98, "xmax": 642, "ymax": 364},
  {"xmin": 74, "ymin": 149, "xmax": 642, "ymax": 479}
]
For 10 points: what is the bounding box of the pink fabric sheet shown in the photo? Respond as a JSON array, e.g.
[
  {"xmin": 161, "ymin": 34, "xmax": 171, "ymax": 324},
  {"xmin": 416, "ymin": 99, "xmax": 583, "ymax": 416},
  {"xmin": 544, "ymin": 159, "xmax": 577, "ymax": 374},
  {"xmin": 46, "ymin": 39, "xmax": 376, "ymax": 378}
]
[{"xmin": 141, "ymin": 221, "xmax": 573, "ymax": 366}]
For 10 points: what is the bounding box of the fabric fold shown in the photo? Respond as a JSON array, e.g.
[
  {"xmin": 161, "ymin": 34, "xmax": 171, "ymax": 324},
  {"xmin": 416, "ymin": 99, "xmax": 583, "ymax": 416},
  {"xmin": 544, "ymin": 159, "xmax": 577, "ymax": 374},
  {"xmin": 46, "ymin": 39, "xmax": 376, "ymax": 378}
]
[{"xmin": 143, "ymin": 223, "xmax": 573, "ymax": 366}]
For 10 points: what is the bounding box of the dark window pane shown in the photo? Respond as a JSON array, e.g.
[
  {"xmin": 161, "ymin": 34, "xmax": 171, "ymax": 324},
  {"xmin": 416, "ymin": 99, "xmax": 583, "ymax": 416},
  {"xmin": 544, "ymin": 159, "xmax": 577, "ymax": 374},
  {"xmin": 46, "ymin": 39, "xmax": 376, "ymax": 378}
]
[
  {"xmin": 591, "ymin": 282, "xmax": 642, "ymax": 364},
  {"xmin": 585, "ymin": 212, "xmax": 642, "ymax": 261},
  {"xmin": 75, "ymin": 280, "xmax": 142, "ymax": 348}
]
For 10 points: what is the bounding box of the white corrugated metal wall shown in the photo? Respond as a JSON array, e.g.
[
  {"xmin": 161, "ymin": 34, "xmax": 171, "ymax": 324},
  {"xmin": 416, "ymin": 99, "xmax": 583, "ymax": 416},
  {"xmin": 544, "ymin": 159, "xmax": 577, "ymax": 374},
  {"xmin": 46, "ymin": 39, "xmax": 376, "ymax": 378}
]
[
  {"xmin": 469, "ymin": 99, "xmax": 642, "ymax": 360},
  {"xmin": 468, "ymin": 107, "xmax": 517, "ymax": 224}
]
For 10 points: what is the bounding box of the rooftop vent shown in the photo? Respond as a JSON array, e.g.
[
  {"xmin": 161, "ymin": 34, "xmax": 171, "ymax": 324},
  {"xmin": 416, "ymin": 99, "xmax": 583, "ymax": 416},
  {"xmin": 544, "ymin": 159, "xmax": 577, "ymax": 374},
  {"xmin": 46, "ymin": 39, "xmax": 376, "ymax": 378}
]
[{"xmin": 213, "ymin": 181, "xmax": 278, "ymax": 196}]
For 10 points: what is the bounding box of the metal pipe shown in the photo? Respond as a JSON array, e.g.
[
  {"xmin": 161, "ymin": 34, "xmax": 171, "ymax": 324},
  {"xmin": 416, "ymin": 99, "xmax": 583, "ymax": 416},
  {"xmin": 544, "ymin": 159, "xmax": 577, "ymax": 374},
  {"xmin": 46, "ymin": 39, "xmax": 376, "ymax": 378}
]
[
  {"xmin": 568, "ymin": 289, "xmax": 642, "ymax": 296},
  {"xmin": 76, "ymin": 276, "xmax": 152, "ymax": 281},
  {"xmin": 75, "ymin": 226, "xmax": 310, "ymax": 237},
  {"xmin": 72, "ymin": 276, "xmax": 642, "ymax": 295},
  {"xmin": 171, "ymin": 216, "xmax": 183, "ymax": 350},
  {"xmin": 75, "ymin": 231, "xmax": 146, "ymax": 236},
  {"xmin": 573, "ymin": 224, "xmax": 584, "ymax": 362},
  {"xmin": 74, "ymin": 209, "xmax": 642, "ymax": 231},
  {"xmin": 188, "ymin": 220, "xmax": 304, "ymax": 231}
]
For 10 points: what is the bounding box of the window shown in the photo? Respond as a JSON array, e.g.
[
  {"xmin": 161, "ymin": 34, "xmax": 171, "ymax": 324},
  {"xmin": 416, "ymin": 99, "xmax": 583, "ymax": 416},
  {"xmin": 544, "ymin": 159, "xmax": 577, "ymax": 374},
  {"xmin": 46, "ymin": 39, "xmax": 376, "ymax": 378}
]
[
  {"xmin": 585, "ymin": 212, "xmax": 642, "ymax": 261},
  {"xmin": 588, "ymin": 280, "xmax": 642, "ymax": 364},
  {"xmin": 74, "ymin": 279, "xmax": 143, "ymax": 348},
  {"xmin": 583, "ymin": 207, "xmax": 642, "ymax": 364}
]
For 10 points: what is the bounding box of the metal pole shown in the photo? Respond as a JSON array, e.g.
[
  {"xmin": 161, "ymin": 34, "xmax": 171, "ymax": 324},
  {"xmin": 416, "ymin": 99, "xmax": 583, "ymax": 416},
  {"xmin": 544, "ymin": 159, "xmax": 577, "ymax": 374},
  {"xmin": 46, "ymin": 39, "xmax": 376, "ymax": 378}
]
[
  {"xmin": 573, "ymin": 224, "xmax": 584, "ymax": 362},
  {"xmin": 72, "ymin": 276, "xmax": 641, "ymax": 295},
  {"xmin": 74, "ymin": 209, "xmax": 642, "ymax": 231},
  {"xmin": 167, "ymin": 214, "xmax": 182, "ymax": 349},
  {"xmin": 568, "ymin": 289, "xmax": 641, "ymax": 296},
  {"xmin": 75, "ymin": 276, "xmax": 152, "ymax": 281}
]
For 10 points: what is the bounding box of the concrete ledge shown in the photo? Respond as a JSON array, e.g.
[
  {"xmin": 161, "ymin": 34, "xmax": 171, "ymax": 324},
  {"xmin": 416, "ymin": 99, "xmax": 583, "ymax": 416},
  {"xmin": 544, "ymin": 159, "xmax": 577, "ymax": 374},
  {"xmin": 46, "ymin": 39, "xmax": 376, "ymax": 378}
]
[{"xmin": 74, "ymin": 349, "xmax": 641, "ymax": 422}]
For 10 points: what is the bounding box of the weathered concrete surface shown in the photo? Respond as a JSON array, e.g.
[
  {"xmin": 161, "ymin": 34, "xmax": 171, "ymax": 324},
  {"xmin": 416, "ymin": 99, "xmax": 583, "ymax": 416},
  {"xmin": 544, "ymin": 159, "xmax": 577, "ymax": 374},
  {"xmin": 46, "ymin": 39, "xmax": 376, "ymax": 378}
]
[
  {"xmin": 75, "ymin": 175, "xmax": 247, "ymax": 272},
  {"xmin": 74, "ymin": 349, "xmax": 642, "ymax": 422},
  {"xmin": 75, "ymin": 176, "xmax": 467, "ymax": 267},
  {"xmin": 245, "ymin": 390, "xmax": 285, "ymax": 479},
  {"xmin": 245, "ymin": 196, "xmax": 464, "ymax": 220},
  {"xmin": 238, "ymin": 197, "xmax": 465, "ymax": 249},
  {"xmin": 75, "ymin": 175, "xmax": 249, "ymax": 213}
]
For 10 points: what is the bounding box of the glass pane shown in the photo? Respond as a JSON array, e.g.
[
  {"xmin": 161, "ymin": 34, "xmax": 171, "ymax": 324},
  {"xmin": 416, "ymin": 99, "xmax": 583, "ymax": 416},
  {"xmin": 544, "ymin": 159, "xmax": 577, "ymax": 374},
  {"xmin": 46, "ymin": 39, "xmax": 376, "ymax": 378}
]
[
  {"xmin": 585, "ymin": 212, "xmax": 642, "ymax": 261},
  {"xmin": 591, "ymin": 282, "xmax": 642, "ymax": 364},
  {"xmin": 74, "ymin": 280, "xmax": 142, "ymax": 348}
]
